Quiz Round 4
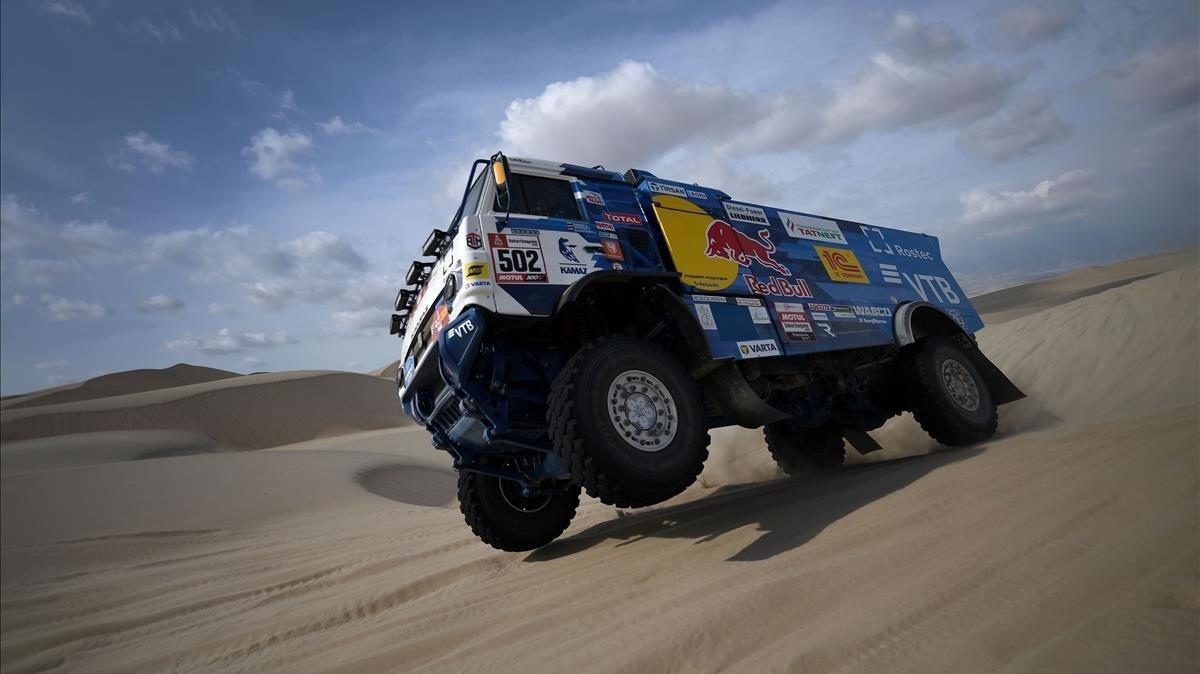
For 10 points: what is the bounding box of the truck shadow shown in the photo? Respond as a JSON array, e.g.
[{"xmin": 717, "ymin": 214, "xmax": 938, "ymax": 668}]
[{"xmin": 526, "ymin": 445, "xmax": 985, "ymax": 563}]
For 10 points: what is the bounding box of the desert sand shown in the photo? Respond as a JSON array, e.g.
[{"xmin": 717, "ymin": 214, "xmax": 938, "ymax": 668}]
[{"xmin": 1, "ymin": 249, "xmax": 1197, "ymax": 673}]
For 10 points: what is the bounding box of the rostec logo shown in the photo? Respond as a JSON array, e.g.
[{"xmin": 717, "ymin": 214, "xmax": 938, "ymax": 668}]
[
  {"xmin": 448, "ymin": 319, "xmax": 475, "ymax": 340},
  {"xmin": 862, "ymin": 225, "xmax": 934, "ymax": 260},
  {"xmin": 814, "ymin": 246, "xmax": 869, "ymax": 284},
  {"xmin": 736, "ymin": 339, "xmax": 780, "ymax": 359},
  {"xmin": 648, "ymin": 182, "xmax": 686, "ymax": 197},
  {"xmin": 465, "ymin": 232, "xmax": 482, "ymax": 249},
  {"xmin": 602, "ymin": 212, "xmax": 643, "ymax": 226},
  {"xmin": 704, "ymin": 220, "xmax": 791, "ymax": 275},
  {"xmin": 778, "ymin": 211, "xmax": 847, "ymax": 245}
]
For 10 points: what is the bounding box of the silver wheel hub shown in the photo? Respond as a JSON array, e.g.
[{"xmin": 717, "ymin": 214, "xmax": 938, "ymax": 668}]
[
  {"xmin": 941, "ymin": 359, "xmax": 981, "ymax": 412},
  {"xmin": 607, "ymin": 370, "xmax": 677, "ymax": 452}
]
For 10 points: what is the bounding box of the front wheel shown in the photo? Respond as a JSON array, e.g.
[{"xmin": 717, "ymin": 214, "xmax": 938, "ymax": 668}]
[
  {"xmin": 458, "ymin": 469, "xmax": 579, "ymax": 552},
  {"xmin": 905, "ymin": 335, "xmax": 998, "ymax": 446},
  {"xmin": 548, "ymin": 336, "xmax": 709, "ymax": 508}
]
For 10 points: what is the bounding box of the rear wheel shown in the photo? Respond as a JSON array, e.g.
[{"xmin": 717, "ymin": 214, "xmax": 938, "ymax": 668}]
[
  {"xmin": 763, "ymin": 423, "xmax": 845, "ymax": 476},
  {"xmin": 906, "ymin": 335, "xmax": 997, "ymax": 446},
  {"xmin": 548, "ymin": 336, "xmax": 709, "ymax": 508},
  {"xmin": 458, "ymin": 467, "xmax": 579, "ymax": 552}
]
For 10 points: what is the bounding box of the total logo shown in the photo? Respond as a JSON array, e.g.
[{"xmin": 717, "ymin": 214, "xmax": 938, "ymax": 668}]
[
  {"xmin": 737, "ymin": 339, "xmax": 780, "ymax": 359},
  {"xmin": 704, "ymin": 220, "xmax": 790, "ymax": 275}
]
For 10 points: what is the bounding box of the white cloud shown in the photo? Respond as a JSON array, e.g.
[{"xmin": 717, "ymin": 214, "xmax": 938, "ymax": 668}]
[
  {"xmin": 500, "ymin": 51, "xmax": 1019, "ymax": 167},
  {"xmin": 69, "ymin": 191, "xmax": 92, "ymax": 206},
  {"xmin": 318, "ymin": 115, "xmax": 377, "ymax": 135},
  {"xmin": 959, "ymin": 169, "xmax": 1103, "ymax": 227},
  {"xmin": 1106, "ymin": 41, "xmax": 1200, "ymax": 114},
  {"xmin": 208, "ymin": 302, "xmax": 238, "ymax": 315},
  {"xmin": 38, "ymin": 294, "xmax": 112, "ymax": 321},
  {"xmin": 216, "ymin": 70, "xmax": 297, "ymax": 113},
  {"xmin": 39, "ymin": 0, "xmax": 89, "ymax": 24},
  {"xmin": 986, "ymin": 2, "xmax": 1084, "ymax": 52},
  {"xmin": 133, "ymin": 294, "xmax": 185, "ymax": 313},
  {"xmin": 328, "ymin": 308, "xmax": 383, "ymax": 338},
  {"xmin": 1, "ymin": 195, "xmax": 129, "ymax": 284},
  {"xmin": 33, "ymin": 360, "xmax": 68, "ymax": 370},
  {"xmin": 884, "ymin": 12, "xmax": 964, "ymax": 63},
  {"xmin": 166, "ymin": 328, "xmax": 297, "ymax": 355},
  {"xmin": 12, "ymin": 294, "xmax": 29, "ymax": 306},
  {"xmin": 242, "ymin": 128, "xmax": 321, "ymax": 189},
  {"xmin": 123, "ymin": 18, "xmax": 183, "ymax": 43},
  {"xmin": 110, "ymin": 132, "xmax": 194, "ymax": 173},
  {"xmin": 279, "ymin": 231, "xmax": 366, "ymax": 269},
  {"xmin": 188, "ymin": 8, "xmax": 237, "ymax": 34},
  {"xmin": 958, "ymin": 91, "xmax": 1070, "ymax": 161}
]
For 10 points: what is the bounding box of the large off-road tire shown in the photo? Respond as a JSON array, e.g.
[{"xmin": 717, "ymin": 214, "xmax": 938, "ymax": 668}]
[
  {"xmin": 906, "ymin": 335, "xmax": 998, "ymax": 447},
  {"xmin": 763, "ymin": 422, "xmax": 845, "ymax": 476},
  {"xmin": 458, "ymin": 469, "xmax": 579, "ymax": 552},
  {"xmin": 548, "ymin": 336, "xmax": 709, "ymax": 508}
]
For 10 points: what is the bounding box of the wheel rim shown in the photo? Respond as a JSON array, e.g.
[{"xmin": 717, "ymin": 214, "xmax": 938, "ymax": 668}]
[
  {"xmin": 498, "ymin": 477, "xmax": 551, "ymax": 513},
  {"xmin": 940, "ymin": 358, "xmax": 981, "ymax": 412},
  {"xmin": 606, "ymin": 369, "xmax": 678, "ymax": 452}
]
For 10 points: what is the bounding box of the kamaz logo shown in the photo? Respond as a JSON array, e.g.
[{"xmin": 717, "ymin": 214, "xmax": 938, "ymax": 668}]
[
  {"xmin": 448, "ymin": 319, "xmax": 475, "ymax": 339},
  {"xmin": 560, "ymin": 265, "xmax": 588, "ymax": 275}
]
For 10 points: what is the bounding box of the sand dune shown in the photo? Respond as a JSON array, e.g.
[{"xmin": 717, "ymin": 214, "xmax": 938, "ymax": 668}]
[
  {"xmin": 0, "ymin": 370, "xmax": 407, "ymax": 449},
  {"xmin": 1, "ymin": 249, "xmax": 1196, "ymax": 673},
  {"xmin": 0, "ymin": 364, "xmax": 240, "ymax": 411}
]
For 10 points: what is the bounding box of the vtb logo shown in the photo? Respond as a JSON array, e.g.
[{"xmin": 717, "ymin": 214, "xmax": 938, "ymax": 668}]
[
  {"xmin": 704, "ymin": 220, "xmax": 790, "ymax": 276},
  {"xmin": 814, "ymin": 246, "xmax": 869, "ymax": 284}
]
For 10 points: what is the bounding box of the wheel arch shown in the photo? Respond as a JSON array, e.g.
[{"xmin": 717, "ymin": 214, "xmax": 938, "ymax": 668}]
[{"xmin": 893, "ymin": 301, "xmax": 968, "ymax": 346}]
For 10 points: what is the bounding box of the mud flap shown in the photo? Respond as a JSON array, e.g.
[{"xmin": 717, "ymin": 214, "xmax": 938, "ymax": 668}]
[
  {"xmin": 843, "ymin": 429, "xmax": 883, "ymax": 454},
  {"xmin": 699, "ymin": 360, "xmax": 790, "ymax": 428},
  {"xmin": 969, "ymin": 348, "xmax": 1026, "ymax": 406}
]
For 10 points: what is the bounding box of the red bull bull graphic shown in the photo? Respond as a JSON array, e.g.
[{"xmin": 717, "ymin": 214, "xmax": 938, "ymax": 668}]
[{"xmin": 704, "ymin": 220, "xmax": 791, "ymax": 276}]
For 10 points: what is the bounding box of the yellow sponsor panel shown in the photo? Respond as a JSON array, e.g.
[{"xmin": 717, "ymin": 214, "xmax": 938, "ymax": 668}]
[
  {"xmin": 814, "ymin": 246, "xmax": 869, "ymax": 284},
  {"xmin": 465, "ymin": 261, "xmax": 490, "ymax": 279},
  {"xmin": 651, "ymin": 194, "xmax": 738, "ymax": 291}
]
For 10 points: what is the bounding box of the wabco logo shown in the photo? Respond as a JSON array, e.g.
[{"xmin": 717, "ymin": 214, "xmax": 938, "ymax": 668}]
[
  {"xmin": 448, "ymin": 319, "xmax": 475, "ymax": 340},
  {"xmin": 737, "ymin": 339, "xmax": 780, "ymax": 359},
  {"xmin": 815, "ymin": 246, "xmax": 869, "ymax": 284},
  {"xmin": 705, "ymin": 220, "xmax": 790, "ymax": 275}
]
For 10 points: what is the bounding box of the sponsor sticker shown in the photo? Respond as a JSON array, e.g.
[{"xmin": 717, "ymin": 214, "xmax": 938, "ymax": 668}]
[
  {"xmin": 809, "ymin": 311, "xmax": 829, "ymax": 321},
  {"xmin": 815, "ymin": 246, "xmax": 869, "ymax": 284},
  {"xmin": 735, "ymin": 297, "xmax": 762, "ymax": 306},
  {"xmin": 737, "ymin": 339, "xmax": 780, "ymax": 359},
  {"xmin": 447, "ymin": 318, "xmax": 475, "ymax": 340},
  {"xmin": 581, "ymin": 190, "xmax": 605, "ymax": 206},
  {"xmin": 567, "ymin": 222, "xmax": 593, "ymax": 234},
  {"xmin": 775, "ymin": 302, "xmax": 816, "ymax": 342},
  {"xmin": 691, "ymin": 295, "xmax": 726, "ymax": 303},
  {"xmin": 862, "ymin": 225, "xmax": 934, "ymax": 260},
  {"xmin": 429, "ymin": 303, "xmax": 451, "ymax": 340},
  {"xmin": 743, "ymin": 274, "xmax": 813, "ymax": 298},
  {"xmin": 704, "ymin": 221, "xmax": 791, "ymax": 275},
  {"xmin": 686, "ymin": 189, "xmax": 707, "ymax": 200},
  {"xmin": 723, "ymin": 202, "xmax": 769, "ymax": 226},
  {"xmin": 465, "ymin": 262, "xmax": 489, "ymax": 279},
  {"xmin": 595, "ymin": 221, "xmax": 616, "ymax": 232},
  {"xmin": 465, "ymin": 231, "xmax": 483, "ymax": 249},
  {"xmin": 748, "ymin": 305, "xmax": 771, "ymax": 324},
  {"xmin": 465, "ymin": 280, "xmax": 491, "ymax": 289},
  {"xmin": 778, "ymin": 211, "xmax": 847, "ymax": 245},
  {"xmin": 600, "ymin": 239, "xmax": 623, "ymax": 260},
  {"xmin": 402, "ymin": 355, "xmax": 415, "ymax": 384},
  {"xmin": 695, "ymin": 303, "xmax": 717, "ymax": 330},
  {"xmin": 879, "ymin": 262, "xmax": 902, "ymax": 284},
  {"xmin": 602, "ymin": 211, "xmax": 643, "ymax": 226},
  {"xmin": 648, "ymin": 181, "xmax": 686, "ymax": 197},
  {"xmin": 489, "ymin": 233, "xmax": 547, "ymax": 283}
]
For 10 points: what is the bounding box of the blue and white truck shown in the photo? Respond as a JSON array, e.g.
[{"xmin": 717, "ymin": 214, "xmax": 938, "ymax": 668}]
[{"xmin": 392, "ymin": 153, "xmax": 1023, "ymax": 551}]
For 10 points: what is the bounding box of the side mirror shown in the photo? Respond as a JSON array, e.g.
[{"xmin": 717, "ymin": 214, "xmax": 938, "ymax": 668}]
[{"xmin": 490, "ymin": 152, "xmax": 512, "ymax": 224}]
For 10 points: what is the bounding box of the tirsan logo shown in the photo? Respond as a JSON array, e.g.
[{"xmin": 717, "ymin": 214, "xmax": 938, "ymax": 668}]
[
  {"xmin": 705, "ymin": 220, "xmax": 790, "ymax": 276},
  {"xmin": 737, "ymin": 339, "xmax": 780, "ymax": 359},
  {"xmin": 814, "ymin": 246, "xmax": 869, "ymax": 284},
  {"xmin": 465, "ymin": 262, "xmax": 489, "ymax": 279},
  {"xmin": 558, "ymin": 238, "xmax": 580, "ymax": 263},
  {"xmin": 648, "ymin": 182, "xmax": 686, "ymax": 197},
  {"xmin": 448, "ymin": 319, "xmax": 475, "ymax": 340}
]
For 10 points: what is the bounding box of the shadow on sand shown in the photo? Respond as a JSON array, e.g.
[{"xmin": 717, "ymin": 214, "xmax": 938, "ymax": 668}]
[{"xmin": 526, "ymin": 445, "xmax": 986, "ymax": 563}]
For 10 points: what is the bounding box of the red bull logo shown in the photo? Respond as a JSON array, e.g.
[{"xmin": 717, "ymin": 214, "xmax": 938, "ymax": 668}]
[{"xmin": 704, "ymin": 220, "xmax": 791, "ymax": 276}]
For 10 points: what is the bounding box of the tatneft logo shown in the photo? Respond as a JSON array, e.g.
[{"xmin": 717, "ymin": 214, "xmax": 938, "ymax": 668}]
[
  {"xmin": 648, "ymin": 182, "xmax": 686, "ymax": 197},
  {"xmin": 737, "ymin": 339, "xmax": 780, "ymax": 358},
  {"xmin": 778, "ymin": 212, "xmax": 847, "ymax": 245}
]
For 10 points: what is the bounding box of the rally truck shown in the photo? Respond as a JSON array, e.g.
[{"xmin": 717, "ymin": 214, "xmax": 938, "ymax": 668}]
[{"xmin": 391, "ymin": 153, "xmax": 1023, "ymax": 551}]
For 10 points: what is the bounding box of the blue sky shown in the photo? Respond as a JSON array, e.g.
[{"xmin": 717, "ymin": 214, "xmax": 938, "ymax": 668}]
[{"xmin": 1, "ymin": 0, "xmax": 1197, "ymax": 394}]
